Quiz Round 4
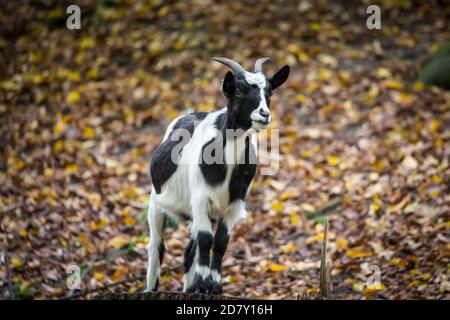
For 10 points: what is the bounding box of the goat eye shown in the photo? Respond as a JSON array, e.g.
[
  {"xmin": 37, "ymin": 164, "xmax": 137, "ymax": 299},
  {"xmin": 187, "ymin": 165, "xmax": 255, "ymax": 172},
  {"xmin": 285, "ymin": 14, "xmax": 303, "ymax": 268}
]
[{"xmin": 235, "ymin": 89, "xmax": 241, "ymax": 97}]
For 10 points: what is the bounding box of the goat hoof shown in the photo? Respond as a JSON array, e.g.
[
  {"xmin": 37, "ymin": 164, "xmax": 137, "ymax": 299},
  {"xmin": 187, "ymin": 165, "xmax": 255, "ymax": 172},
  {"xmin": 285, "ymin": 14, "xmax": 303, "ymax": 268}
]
[
  {"xmin": 187, "ymin": 274, "xmax": 212, "ymax": 294},
  {"xmin": 211, "ymin": 281, "xmax": 222, "ymax": 295}
]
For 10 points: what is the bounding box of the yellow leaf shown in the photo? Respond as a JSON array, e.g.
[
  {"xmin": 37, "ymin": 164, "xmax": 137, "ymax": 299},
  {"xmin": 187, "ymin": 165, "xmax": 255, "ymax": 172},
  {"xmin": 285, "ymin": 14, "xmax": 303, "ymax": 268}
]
[
  {"xmin": 87, "ymin": 68, "xmax": 99, "ymax": 79},
  {"xmin": 422, "ymin": 273, "xmax": 431, "ymax": 280},
  {"xmin": 432, "ymin": 175, "xmax": 442, "ymax": 184},
  {"xmin": 166, "ymin": 107, "xmax": 178, "ymax": 120},
  {"xmin": 429, "ymin": 119, "xmax": 440, "ymax": 133},
  {"xmin": 89, "ymin": 221, "xmax": 98, "ymax": 231},
  {"xmin": 11, "ymin": 258, "xmax": 22, "ymax": 268},
  {"xmin": 407, "ymin": 280, "xmax": 423, "ymax": 288},
  {"xmin": 383, "ymin": 79, "xmax": 404, "ymax": 90},
  {"xmin": 19, "ymin": 229, "xmax": 28, "ymax": 237},
  {"xmin": 389, "ymin": 257, "xmax": 401, "ymax": 266},
  {"xmin": 53, "ymin": 120, "xmax": 67, "ymax": 135},
  {"xmin": 279, "ymin": 190, "xmax": 298, "ymax": 201},
  {"xmin": 124, "ymin": 216, "xmax": 137, "ymax": 226},
  {"xmin": 80, "ymin": 37, "xmax": 94, "ymax": 49},
  {"xmin": 376, "ymin": 68, "xmax": 391, "ymax": 78},
  {"xmin": 318, "ymin": 68, "xmax": 332, "ymax": 80},
  {"xmin": 54, "ymin": 140, "xmax": 64, "ymax": 152},
  {"xmin": 82, "ymin": 127, "xmax": 96, "ymax": 139},
  {"xmin": 280, "ymin": 242, "xmax": 297, "ymax": 254},
  {"xmin": 33, "ymin": 74, "xmax": 45, "ymax": 85},
  {"xmin": 369, "ymin": 203, "xmax": 381, "ymax": 215},
  {"xmin": 346, "ymin": 246, "xmax": 373, "ymax": 258},
  {"xmin": 413, "ymin": 81, "xmax": 425, "ymax": 90},
  {"xmin": 296, "ymin": 94, "xmax": 307, "ymax": 103},
  {"xmin": 364, "ymin": 283, "xmax": 386, "ymax": 294},
  {"xmin": 94, "ymin": 272, "xmax": 104, "ymax": 281},
  {"xmin": 109, "ymin": 236, "xmax": 130, "ymax": 249},
  {"xmin": 326, "ymin": 155, "xmax": 340, "ymax": 166},
  {"xmin": 398, "ymin": 92, "xmax": 413, "ymax": 104},
  {"xmin": 309, "ymin": 22, "xmax": 321, "ymax": 31},
  {"xmin": 427, "ymin": 189, "xmax": 440, "ymax": 199},
  {"xmin": 336, "ymin": 239, "xmax": 348, "ymax": 251},
  {"xmin": 300, "ymin": 145, "xmax": 320, "ymax": 158},
  {"xmin": 409, "ymin": 269, "xmax": 420, "ymax": 276},
  {"xmin": 268, "ymin": 263, "xmax": 289, "ymax": 272},
  {"xmin": 290, "ymin": 211, "xmax": 300, "ymax": 225},
  {"xmin": 66, "ymin": 90, "xmax": 81, "ymax": 104},
  {"xmin": 271, "ymin": 200, "xmax": 283, "ymax": 213},
  {"xmin": 306, "ymin": 232, "xmax": 324, "ymax": 244},
  {"xmin": 111, "ymin": 268, "xmax": 128, "ymax": 281},
  {"xmin": 64, "ymin": 164, "xmax": 78, "ymax": 175}
]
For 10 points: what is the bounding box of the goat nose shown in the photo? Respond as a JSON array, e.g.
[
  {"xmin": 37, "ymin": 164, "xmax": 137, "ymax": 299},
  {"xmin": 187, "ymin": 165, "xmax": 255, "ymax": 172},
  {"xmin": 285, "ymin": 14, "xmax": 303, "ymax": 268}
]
[{"xmin": 259, "ymin": 109, "xmax": 270, "ymax": 118}]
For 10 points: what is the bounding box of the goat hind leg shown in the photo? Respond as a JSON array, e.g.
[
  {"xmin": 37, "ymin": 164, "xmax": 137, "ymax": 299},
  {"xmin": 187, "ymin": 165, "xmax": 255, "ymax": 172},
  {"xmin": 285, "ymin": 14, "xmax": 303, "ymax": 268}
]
[{"xmin": 145, "ymin": 198, "xmax": 166, "ymax": 292}]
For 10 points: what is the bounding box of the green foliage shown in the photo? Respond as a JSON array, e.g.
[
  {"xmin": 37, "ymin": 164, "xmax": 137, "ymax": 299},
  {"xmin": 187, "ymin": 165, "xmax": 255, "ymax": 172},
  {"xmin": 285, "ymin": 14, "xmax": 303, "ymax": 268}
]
[
  {"xmin": 419, "ymin": 56, "xmax": 450, "ymax": 89},
  {"xmin": 418, "ymin": 42, "xmax": 450, "ymax": 89}
]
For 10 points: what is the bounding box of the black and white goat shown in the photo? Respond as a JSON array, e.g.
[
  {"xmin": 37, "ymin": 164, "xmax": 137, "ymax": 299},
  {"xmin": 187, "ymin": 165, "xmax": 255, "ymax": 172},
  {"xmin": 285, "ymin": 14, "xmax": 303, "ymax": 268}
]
[{"xmin": 146, "ymin": 57, "xmax": 290, "ymax": 294}]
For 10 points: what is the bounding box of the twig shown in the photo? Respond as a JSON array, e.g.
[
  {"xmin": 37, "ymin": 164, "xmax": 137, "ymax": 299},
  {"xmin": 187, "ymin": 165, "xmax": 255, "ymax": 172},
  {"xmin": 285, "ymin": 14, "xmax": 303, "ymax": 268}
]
[
  {"xmin": 2, "ymin": 237, "xmax": 15, "ymax": 300},
  {"xmin": 297, "ymin": 288, "xmax": 308, "ymax": 300},
  {"xmin": 319, "ymin": 217, "xmax": 331, "ymax": 299},
  {"xmin": 306, "ymin": 197, "xmax": 342, "ymax": 220}
]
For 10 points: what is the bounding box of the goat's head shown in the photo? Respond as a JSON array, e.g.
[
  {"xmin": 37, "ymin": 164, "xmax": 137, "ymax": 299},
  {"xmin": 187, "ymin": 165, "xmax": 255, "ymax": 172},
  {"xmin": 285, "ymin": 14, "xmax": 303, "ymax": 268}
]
[{"xmin": 212, "ymin": 57, "xmax": 290, "ymax": 131}]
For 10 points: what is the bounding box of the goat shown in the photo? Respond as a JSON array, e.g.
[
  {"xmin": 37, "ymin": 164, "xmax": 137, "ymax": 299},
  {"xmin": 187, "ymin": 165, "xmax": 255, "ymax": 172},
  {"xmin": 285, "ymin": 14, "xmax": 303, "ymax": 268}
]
[{"xmin": 145, "ymin": 57, "xmax": 290, "ymax": 294}]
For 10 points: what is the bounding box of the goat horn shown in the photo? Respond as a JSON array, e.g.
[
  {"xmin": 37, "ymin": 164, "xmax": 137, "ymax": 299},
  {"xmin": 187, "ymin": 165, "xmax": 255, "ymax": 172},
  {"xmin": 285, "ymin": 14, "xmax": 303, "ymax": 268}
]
[
  {"xmin": 254, "ymin": 57, "xmax": 270, "ymax": 73},
  {"xmin": 211, "ymin": 57, "xmax": 246, "ymax": 74}
]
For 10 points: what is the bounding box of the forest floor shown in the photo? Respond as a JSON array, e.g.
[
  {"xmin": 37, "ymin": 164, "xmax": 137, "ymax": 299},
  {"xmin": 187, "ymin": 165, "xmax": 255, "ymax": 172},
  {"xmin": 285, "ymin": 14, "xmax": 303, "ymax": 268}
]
[{"xmin": 0, "ymin": 0, "xmax": 449, "ymax": 299}]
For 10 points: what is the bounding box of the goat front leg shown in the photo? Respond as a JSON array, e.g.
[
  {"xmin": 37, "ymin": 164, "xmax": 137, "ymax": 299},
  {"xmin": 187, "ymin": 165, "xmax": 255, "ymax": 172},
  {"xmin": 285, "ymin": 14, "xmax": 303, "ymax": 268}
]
[
  {"xmin": 184, "ymin": 197, "xmax": 214, "ymax": 293},
  {"xmin": 210, "ymin": 200, "xmax": 245, "ymax": 294}
]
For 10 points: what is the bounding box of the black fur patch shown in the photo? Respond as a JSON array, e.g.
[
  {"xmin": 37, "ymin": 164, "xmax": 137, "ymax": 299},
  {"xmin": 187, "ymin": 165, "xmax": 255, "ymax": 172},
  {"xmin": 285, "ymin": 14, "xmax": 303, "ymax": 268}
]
[
  {"xmin": 174, "ymin": 112, "xmax": 208, "ymax": 134},
  {"xmin": 228, "ymin": 137, "xmax": 257, "ymax": 203},
  {"xmin": 199, "ymin": 111, "xmax": 231, "ymax": 187},
  {"xmin": 213, "ymin": 112, "xmax": 228, "ymax": 131},
  {"xmin": 186, "ymin": 273, "xmax": 214, "ymax": 294},
  {"xmin": 150, "ymin": 112, "xmax": 207, "ymax": 193},
  {"xmin": 158, "ymin": 241, "xmax": 165, "ymax": 264},
  {"xmin": 211, "ymin": 220, "xmax": 229, "ymax": 272},
  {"xmin": 227, "ymin": 73, "xmax": 272, "ymax": 131},
  {"xmin": 184, "ymin": 238, "xmax": 196, "ymax": 273},
  {"xmin": 152, "ymin": 278, "xmax": 159, "ymax": 291},
  {"xmin": 199, "ymin": 137, "xmax": 227, "ymax": 186},
  {"xmin": 197, "ymin": 231, "xmax": 213, "ymax": 267}
]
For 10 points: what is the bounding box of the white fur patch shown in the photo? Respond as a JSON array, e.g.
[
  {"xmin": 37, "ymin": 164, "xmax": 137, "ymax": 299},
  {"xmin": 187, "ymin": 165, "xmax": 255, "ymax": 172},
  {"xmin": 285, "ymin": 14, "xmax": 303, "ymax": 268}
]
[
  {"xmin": 244, "ymin": 72, "xmax": 271, "ymax": 128},
  {"xmin": 211, "ymin": 270, "xmax": 221, "ymax": 282},
  {"xmin": 243, "ymin": 71, "xmax": 266, "ymax": 88},
  {"xmin": 196, "ymin": 265, "xmax": 211, "ymax": 279}
]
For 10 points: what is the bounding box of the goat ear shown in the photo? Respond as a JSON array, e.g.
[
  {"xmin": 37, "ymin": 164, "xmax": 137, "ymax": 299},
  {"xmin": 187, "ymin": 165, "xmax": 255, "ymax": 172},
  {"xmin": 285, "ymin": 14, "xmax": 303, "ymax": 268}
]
[
  {"xmin": 269, "ymin": 65, "xmax": 290, "ymax": 90},
  {"xmin": 222, "ymin": 71, "xmax": 235, "ymax": 97}
]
